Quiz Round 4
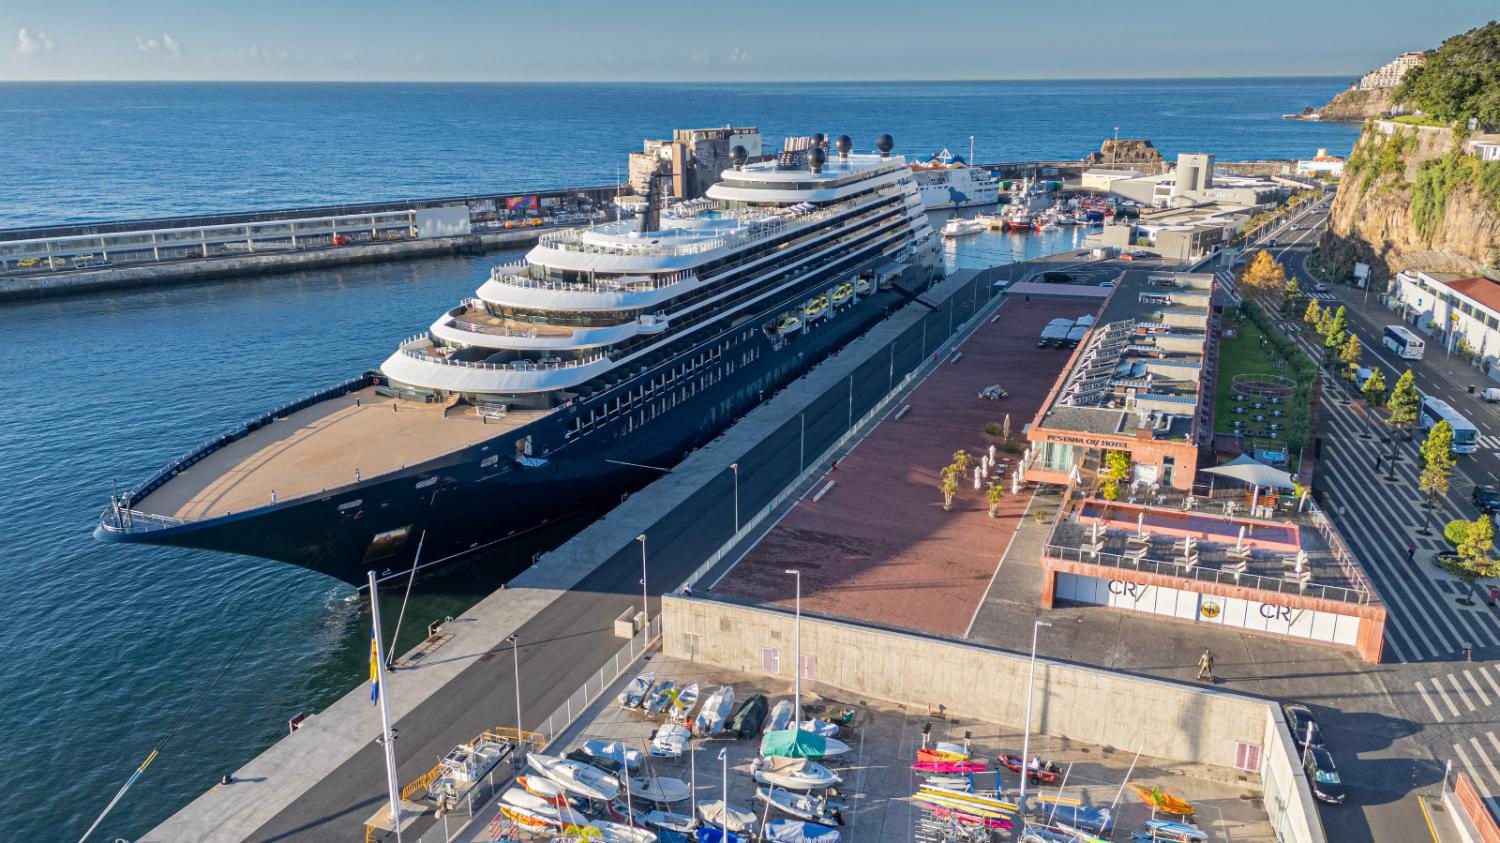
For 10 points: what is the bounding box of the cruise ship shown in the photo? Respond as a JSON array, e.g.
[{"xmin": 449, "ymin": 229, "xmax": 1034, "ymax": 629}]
[
  {"xmin": 95, "ymin": 133, "xmax": 941, "ymax": 584},
  {"xmin": 911, "ymin": 148, "xmax": 1000, "ymax": 210}
]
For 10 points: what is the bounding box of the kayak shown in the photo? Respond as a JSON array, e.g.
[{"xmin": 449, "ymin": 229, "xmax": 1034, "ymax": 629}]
[
  {"xmin": 911, "ymin": 760, "xmax": 987, "ymax": 774},
  {"xmin": 1135, "ymin": 785, "xmax": 1194, "ymax": 816},
  {"xmin": 914, "ymin": 787, "xmax": 1017, "ymax": 819},
  {"xmin": 1132, "ymin": 819, "xmax": 1208, "ymax": 842},
  {"xmin": 928, "ymin": 806, "xmax": 1011, "ymax": 831},
  {"xmin": 916, "ymin": 743, "xmax": 968, "ymax": 762}
]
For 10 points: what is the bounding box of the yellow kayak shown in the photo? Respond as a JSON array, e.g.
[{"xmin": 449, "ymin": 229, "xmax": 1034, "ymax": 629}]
[
  {"xmin": 915, "ymin": 787, "xmax": 1018, "ymax": 818},
  {"xmin": 1135, "ymin": 785, "xmax": 1195, "ymax": 816}
]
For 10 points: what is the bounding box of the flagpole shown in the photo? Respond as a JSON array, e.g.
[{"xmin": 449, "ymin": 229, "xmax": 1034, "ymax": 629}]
[{"xmin": 369, "ymin": 570, "xmax": 404, "ymax": 842}]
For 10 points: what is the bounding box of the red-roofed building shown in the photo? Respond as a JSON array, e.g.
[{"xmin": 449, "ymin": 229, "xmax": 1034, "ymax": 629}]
[
  {"xmin": 1391, "ymin": 270, "xmax": 1500, "ymax": 378},
  {"xmin": 1295, "ymin": 148, "xmax": 1344, "ymax": 178}
]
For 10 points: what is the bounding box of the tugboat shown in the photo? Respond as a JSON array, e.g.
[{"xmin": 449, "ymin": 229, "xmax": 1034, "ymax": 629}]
[{"xmin": 95, "ymin": 132, "xmax": 942, "ymax": 584}]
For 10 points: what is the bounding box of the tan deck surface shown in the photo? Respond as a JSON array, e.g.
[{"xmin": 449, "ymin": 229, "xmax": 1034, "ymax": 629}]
[{"xmin": 140, "ymin": 387, "xmax": 542, "ymax": 521}]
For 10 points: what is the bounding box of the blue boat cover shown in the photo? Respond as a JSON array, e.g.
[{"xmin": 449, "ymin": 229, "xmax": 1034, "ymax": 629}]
[{"xmin": 764, "ymin": 820, "xmax": 840, "ymax": 843}]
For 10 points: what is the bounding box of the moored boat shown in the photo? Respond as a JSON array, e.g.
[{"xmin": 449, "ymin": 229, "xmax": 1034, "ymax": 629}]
[
  {"xmin": 694, "ymin": 685, "xmax": 735, "ymax": 736},
  {"xmin": 528, "ymin": 752, "xmax": 622, "ymax": 802},
  {"xmin": 751, "ymin": 757, "xmax": 842, "ymax": 791},
  {"xmin": 754, "ymin": 786, "xmax": 842, "ymax": 823},
  {"xmin": 651, "ymin": 723, "xmax": 692, "ymax": 758},
  {"xmin": 620, "ymin": 672, "xmax": 656, "ymax": 709}
]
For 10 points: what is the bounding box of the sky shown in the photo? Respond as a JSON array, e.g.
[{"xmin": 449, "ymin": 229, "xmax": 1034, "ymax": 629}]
[{"xmin": 2, "ymin": 1, "xmax": 1496, "ymax": 83}]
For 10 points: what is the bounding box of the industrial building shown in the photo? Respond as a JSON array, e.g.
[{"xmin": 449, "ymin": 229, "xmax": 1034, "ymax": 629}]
[
  {"xmin": 626, "ymin": 125, "xmax": 763, "ymax": 199},
  {"xmin": 1106, "ymin": 153, "xmax": 1283, "ymax": 209}
]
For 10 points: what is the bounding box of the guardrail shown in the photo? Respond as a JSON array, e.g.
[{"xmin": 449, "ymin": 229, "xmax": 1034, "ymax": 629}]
[
  {"xmin": 399, "ymin": 335, "xmax": 609, "ymax": 372},
  {"xmin": 1043, "ymin": 542, "xmax": 1371, "ymax": 605}
]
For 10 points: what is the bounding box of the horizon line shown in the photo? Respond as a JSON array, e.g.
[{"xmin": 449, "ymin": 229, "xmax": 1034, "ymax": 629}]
[{"xmin": 0, "ymin": 73, "xmax": 1356, "ymax": 85}]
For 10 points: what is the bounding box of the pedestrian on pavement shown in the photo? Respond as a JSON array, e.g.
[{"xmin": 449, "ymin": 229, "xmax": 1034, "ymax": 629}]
[
  {"xmin": 1407, "ymin": 543, "xmax": 1417, "ymax": 562},
  {"xmin": 1375, "ymin": 455, "xmax": 1382, "ymax": 472},
  {"xmin": 1024, "ymin": 294, "xmax": 1030, "ymax": 304},
  {"xmin": 1465, "ymin": 642, "xmax": 1474, "ymax": 662},
  {"xmin": 1196, "ymin": 648, "xmax": 1215, "ymax": 682}
]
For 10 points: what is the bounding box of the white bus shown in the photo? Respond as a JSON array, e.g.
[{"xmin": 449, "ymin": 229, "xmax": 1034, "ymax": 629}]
[
  {"xmin": 1383, "ymin": 324, "xmax": 1426, "ymax": 359},
  {"xmin": 1420, "ymin": 396, "xmax": 1479, "ymax": 454}
]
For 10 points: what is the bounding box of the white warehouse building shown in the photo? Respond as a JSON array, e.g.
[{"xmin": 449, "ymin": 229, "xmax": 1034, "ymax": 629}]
[{"xmin": 1389, "ymin": 270, "xmax": 1500, "ymax": 382}]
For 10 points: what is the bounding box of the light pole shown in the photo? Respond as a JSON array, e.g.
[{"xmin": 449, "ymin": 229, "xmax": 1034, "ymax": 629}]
[
  {"xmin": 785, "ymin": 569, "xmax": 802, "ymax": 725},
  {"xmin": 636, "ymin": 533, "xmax": 648, "ymax": 634},
  {"xmin": 507, "ymin": 634, "xmax": 523, "ymax": 759},
  {"xmin": 1018, "ymin": 619, "xmax": 1052, "ymax": 810},
  {"xmin": 730, "ymin": 463, "xmax": 740, "ymax": 534},
  {"xmin": 718, "ymin": 748, "xmax": 729, "ymax": 839}
]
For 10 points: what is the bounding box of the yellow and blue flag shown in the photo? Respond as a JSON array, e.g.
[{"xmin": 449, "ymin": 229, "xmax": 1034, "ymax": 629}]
[{"xmin": 369, "ymin": 633, "xmax": 380, "ymax": 705}]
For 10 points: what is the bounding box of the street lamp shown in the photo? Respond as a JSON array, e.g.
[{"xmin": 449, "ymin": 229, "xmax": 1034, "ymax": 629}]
[
  {"xmin": 507, "ymin": 634, "xmax": 523, "ymax": 759},
  {"xmin": 785, "ymin": 568, "xmax": 802, "ymax": 725},
  {"xmin": 730, "ymin": 463, "xmax": 740, "ymax": 534},
  {"xmin": 636, "ymin": 533, "xmax": 648, "ymax": 635},
  {"xmin": 1018, "ymin": 619, "xmax": 1052, "ymax": 809},
  {"xmin": 718, "ymin": 748, "xmax": 729, "ymax": 839}
]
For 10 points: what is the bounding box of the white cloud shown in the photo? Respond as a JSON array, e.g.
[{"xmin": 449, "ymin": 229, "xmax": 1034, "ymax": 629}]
[
  {"xmin": 726, "ymin": 48, "xmax": 751, "ymax": 65},
  {"xmin": 15, "ymin": 28, "xmax": 56, "ymax": 58},
  {"xmin": 691, "ymin": 50, "xmax": 712, "ymax": 65},
  {"xmin": 137, "ymin": 33, "xmax": 183, "ymax": 58}
]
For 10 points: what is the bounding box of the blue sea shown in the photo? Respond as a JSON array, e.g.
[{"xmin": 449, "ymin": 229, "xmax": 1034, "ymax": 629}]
[{"xmin": 0, "ymin": 80, "xmax": 1358, "ymax": 841}]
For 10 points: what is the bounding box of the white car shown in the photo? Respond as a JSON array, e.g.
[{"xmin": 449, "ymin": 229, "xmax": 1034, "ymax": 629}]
[{"xmin": 1312, "ymin": 282, "xmax": 1328, "ymax": 293}]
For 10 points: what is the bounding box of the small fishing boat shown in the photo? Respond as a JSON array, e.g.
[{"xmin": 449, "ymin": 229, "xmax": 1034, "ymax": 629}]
[
  {"xmin": 754, "ymin": 786, "xmax": 841, "ymax": 823},
  {"xmin": 644, "ymin": 679, "xmax": 678, "ymax": 716},
  {"xmin": 767, "ymin": 700, "xmax": 795, "ymax": 733},
  {"xmin": 831, "ymin": 283, "xmax": 853, "ymax": 306},
  {"xmin": 582, "ymin": 740, "xmax": 645, "ymax": 772},
  {"xmin": 670, "ymin": 683, "xmax": 700, "ymax": 722},
  {"xmin": 764, "ymin": 819, "xmax": 841, "ymax": 843},
  {"xmin": 751, "ymin": 757, "xmax": 842, "ymax": 791},
  {"xmin": 429, "ymin": 737, "xmax": 510, "ymax": 814},
  {"xmin": 999, "ymin": 754, "xmax": 1061, "ymax": 784},
  {"xmin": 528, "ymin": 752, "xmax": 621, "ymax": 802},
  {"xmin": 694, "ymin": 685, "xmax": 735, "ymax": 736},
  {"xmin": 630, "ymin": 775, "xmax": 691, "ymax": 803},
  {"xmin": 500, "ymin": 787, "xmax": 565, "ymax": 829},
  {"xmin": 798, "ymin": 720, "xmax": 839, "ymax": 738},
  {"xmin": 620, "ymin": 672, "xmax": 656, "ymax": 709},
  {"xmin": 593, "ymin": 819, "xmax": 660, "ymax": 843},
  {"xmin": 1132, "ymin": 819, "xmax": 1207, "ymax": 842},
  {"xmin": 803, "ymin": 296, "xmax": 829, "ymax": 321},
  {"xmin": 774, "ymin": 316, "xmax": 802, "ymax": 338},
  {"xmin": 911, "ymin": 760, "xmax": 986, "ymax": 774},
  {"xmin": 642, "ymin": 809, "xmax": 698, "ymax": 834},
  {"xmin": 942, "ymin": 217, "xmax": 983, "ymax": 237},
  {"xmin": 697, "ymin": 800, "xmax": 757, "ymax": 834},
  {"xmin": 651, "ymin": 723, "xmax": 692, "ymax": 758}
]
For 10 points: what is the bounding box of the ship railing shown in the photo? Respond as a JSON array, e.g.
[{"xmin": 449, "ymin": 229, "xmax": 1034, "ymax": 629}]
[
  {"xmin": 485, "ymin": 268, "xmax": 698, "ymax": 294},
  {"xmin": 97, "ymin": 507, "xmax": 187, "ymax": 534},
  {"xmin": 113, "ymin": 374, "xmax": 374, "ymax": 509},
  {"xmin": 400, "ymin": 335, "xmax": 609, "ymax": 372}
]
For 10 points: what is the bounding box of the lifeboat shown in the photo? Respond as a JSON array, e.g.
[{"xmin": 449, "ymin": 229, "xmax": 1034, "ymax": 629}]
[
  {"xmin": 853, "ymin": 277, "xmax": 871, "ymax": 296},
  {"xmin": 803, "ymin": 296, "xmax": 829, "ymax": 321},
  {"xmin": 776, "ymin": 315, "xmax": 803, "ymax": 337},
  {"xmin": 831, "ymin": 283, "xmax": 853, "ymax": 306}
]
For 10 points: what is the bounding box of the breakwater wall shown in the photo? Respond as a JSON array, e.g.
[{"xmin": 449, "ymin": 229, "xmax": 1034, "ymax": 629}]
[{"xmin": 663, "ymin": 596, "xmax": 1327, "ymax": 843}]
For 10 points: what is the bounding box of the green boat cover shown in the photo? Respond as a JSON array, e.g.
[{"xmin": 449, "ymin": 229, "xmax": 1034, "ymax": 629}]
[{"xmin": 761, "ymin": 729, "xmax": 840, "ymax": 759}]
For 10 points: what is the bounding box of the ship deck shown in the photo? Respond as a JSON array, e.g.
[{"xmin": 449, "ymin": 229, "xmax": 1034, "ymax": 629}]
[{"xmin": 138, "ymin": 386, "xmax": 544, "ymax": 522}]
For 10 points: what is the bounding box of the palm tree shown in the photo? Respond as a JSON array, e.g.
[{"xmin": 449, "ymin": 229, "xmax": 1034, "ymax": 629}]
[
  {"xmin": 941, "ymin": 470, "xmax": 959, "ymax": 511},
  {"xmin": 987, "ymin": 483, "xmax": 1004, "ymax": 518}
]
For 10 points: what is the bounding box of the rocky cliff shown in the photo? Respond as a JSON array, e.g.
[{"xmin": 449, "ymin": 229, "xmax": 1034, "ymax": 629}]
[
  {"xmin": 1322, "ymin": 121, "xmax": 1500, "ymax": 286},
  {"xmin": 1316, "ymin": 87, "xmax": 1395, "ymax": 122}
]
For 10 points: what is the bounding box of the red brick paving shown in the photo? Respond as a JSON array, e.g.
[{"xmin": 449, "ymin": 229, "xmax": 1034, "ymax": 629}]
[{"xmin": 718, "ymin": 297, "xmax": 1099, "ymax": 637}]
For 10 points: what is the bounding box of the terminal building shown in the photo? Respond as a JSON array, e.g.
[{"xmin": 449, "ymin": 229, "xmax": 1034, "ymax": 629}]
[
  {"xmin": 1104, "ymin": 153, "xmax": 1283, "ymax": 209},
  {"xmin": 1022, "ymin": 270, "xmax": 1217, "ymax": 491}
]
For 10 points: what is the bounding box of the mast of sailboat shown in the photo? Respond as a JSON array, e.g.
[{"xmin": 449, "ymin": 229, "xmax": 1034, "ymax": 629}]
[{"xmin": 369, "ymin": 570, "xmax": 404, "ymax": 841}]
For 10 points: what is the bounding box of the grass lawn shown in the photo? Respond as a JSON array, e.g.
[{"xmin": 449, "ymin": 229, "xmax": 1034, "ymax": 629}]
[{"xmin": 1215, "ymin": 311, "xmax": 1310, "ymax": 459}]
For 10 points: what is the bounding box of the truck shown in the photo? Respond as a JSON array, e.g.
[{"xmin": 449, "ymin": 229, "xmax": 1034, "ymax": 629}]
[{"xmin": 1482, "ymin": 387, "xmax": 1500, "ymax": 403}]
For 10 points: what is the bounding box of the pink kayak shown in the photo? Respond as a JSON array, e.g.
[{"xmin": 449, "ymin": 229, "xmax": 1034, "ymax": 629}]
[{"xmin": 910, "ymin": 760, "xmax": 987, "ymax": 774}]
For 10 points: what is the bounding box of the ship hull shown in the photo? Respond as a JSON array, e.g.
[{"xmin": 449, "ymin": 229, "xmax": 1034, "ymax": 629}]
[{"xmin": 98, "ymin": 251, "xmax": 942, "ymax": 585}]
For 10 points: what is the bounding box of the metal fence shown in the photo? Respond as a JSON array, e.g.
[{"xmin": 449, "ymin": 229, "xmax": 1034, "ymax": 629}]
[{"xmin": 1043, "ymin": 542, "xmax": 1371, "ymax": 605}]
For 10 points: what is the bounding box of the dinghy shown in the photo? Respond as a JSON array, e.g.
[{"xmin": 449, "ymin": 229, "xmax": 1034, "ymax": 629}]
[
  {"xmin": 697, "ymin": 799, "xmax": 757, "ymax": 834},
  {"xmin": 754, "ymin": 786, "xmax": 841, "ymax": 823},
  {"xmin": 642, "ymin": 809, "xmax": 698, "ymax": 834},
  {"xmin": 767, "ymin": 700, "xmax": 795, "ymax": 732},
  {"xmin": 914, "ymin": 787, "xmax": 1017, "ymax": 819},
  {"xmin": 619, "ymin": 672, "xmax": 656, "ymax": 709},
  {"xmin": 500, "ymin": 787, "xmax": 564, "ymax": 829},
  {"xmin": 917, "ymin": 774, "xmax": 973, "ymax": 792},
  {"xmin": 593, "ymin": 819, "xmax": 660, "ymax": 843},
  {"xmin": 916, "ymin": 742, "xmax": 968, "ymax": 762},
  {"xmin": 630, "ymin": 775, "xmax": 691, "ymax": 803},
  {"xmin": 694, "ymin": 685, "xmax": 735, "ymax": 736},
  {"xmin": 764, "ymin": 819, "xmax": 840, "ymax": 843},
  {"xmin": 518, "ymin": 774, "xmax": 582, "ymax": 808},
  {"xmin": 528, "ymin": 752, "xmax": 621, "ymax": 801},
  {"xmin": 582, "ymin": 740, "xmax": 644, "ymax": 771},
  {"xmin": 751, "ymin": 757, "xmax": 842, "ymax": 790},
  {"xmin": 650, "ymin": 723, "xmax": 692, "ymax": 758},
  {"xmin": 644, "ymin": 680, "xmax": 678, "ymax": 716},
  {"xmin": 671, "ymin": 683, "xmax": 700, "ymax": 723}
]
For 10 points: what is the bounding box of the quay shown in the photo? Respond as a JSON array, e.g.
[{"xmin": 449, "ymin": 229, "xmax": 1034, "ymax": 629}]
[{"xmin": 144, "ymin": 260, "xmax": 1021, "ymax": 842}]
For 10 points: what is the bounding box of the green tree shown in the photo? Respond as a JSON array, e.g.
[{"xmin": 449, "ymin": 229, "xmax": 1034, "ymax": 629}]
[
  {"xmin": 1394, "ymin": 22, "xmax": 1500, "ymax": 126},
  {"xmin": 953, "ymin": 449, "xmax": 972, "ymax": 475},
  {"xmin": 1362, "ymin": 368, "xmax": 1388, "ymax": 406},
  {"xmin": 1458, "ymin": 514, "xmax": 1500, "ymax": 585},
  {"xmin": 1100, "ymin": 449, "xmax": 1132, "ymax": 501},
  {"xmin": 1325, "ymin": 327, "xmax": 1347, "ymax": 360},
  {"xmin": 1328, "ymin": 305, "xmax": 1349, "ymax": 339},
  {"xmin": 986, "ymin": 483, "xmax": 1005, "ymax": 518},
  {"xmin": 1317, "ymin": 308, "xmax": 1334, "ymax": 337},
  {"xmin": 940, "ymin": 465, "xmax": 960, "ymax": 511},
  {"xmin": 1303, "ymin": 299, "xmax": 1322, "ymax": 326},
  {"xmin": 1420, "ymin": 420, "xmax": 1456, "ymax": 506},
  {"xmin": 1388, "ymin": 370, "xmax": 1421, "ymax": 433},
  {"xmin": 983, "ymin": 422, "xmax": 1001, "ymax": 443},
  {"xmin": 1283, "ymin": 276, "xmax": 1304, "ymax": 314}
]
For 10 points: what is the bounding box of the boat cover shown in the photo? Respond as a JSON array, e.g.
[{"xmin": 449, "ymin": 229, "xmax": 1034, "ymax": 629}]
[
  {"xmin": 760, "ymin": 729, "xmax": 849, "ymax": 759},
  {"xmin": 798, "ymin": 720, "xmax": 839, "ymax": 737},
  {"xmin": 696, "ymin": 829, "xmax": 748, "ymax": 843},
  {"xmin": 764, "ymin": 820, "xmax": 840, "ymax": 843},
  {"xmin": 1045, "ymin": 803, "xmax": 1113, "ymax": 834}
]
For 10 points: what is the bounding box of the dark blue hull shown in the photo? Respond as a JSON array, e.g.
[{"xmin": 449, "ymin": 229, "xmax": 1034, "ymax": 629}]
[{"xmin": 98, "ymin": 248, "xmax": 942, "ymax": 584}]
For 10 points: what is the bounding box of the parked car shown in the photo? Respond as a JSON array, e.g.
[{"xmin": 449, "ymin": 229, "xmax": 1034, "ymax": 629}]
[
  {"xmin": 1267, "ymin": 238, "xmax": 1278, "ymax": 247},
  {"xmin": 1303, "ymin": 747, "xmax": 1346, "ymax": 804},
  {"xmin": 1483, "ymin": 387, "xmax": 1500, "ymax": 403},
  {"xmin": 1312, "ymin": 282, "xmax": 1328, "ymax": 293},
  {"xmin": 1473, "ymin": 485, "xmax": 1500, "ymax": 514},
  {"xmin": 1040, "ymin": 271, "xmax": 1071, "ymax": 284},
  {"xmin": 1283, "ymin": 704, "xmax": 1325, "ymax": 751},
  {"xmin": 1098, "ymin": 281, "xmax": 1115, "ymax": 288}
]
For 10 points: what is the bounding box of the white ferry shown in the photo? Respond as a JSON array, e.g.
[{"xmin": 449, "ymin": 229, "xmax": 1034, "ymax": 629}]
[{"xmin": 911, "ymin": 147, "xmax": 1000, "ymax": 210}]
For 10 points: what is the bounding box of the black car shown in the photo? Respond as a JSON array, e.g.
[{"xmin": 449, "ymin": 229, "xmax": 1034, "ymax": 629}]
[
  {"xmin": 1284, "ymin": 703, "xmax": 1325, "ymax": 751},
  {"xmin": 1040, "ymin": 271, "xmax": 1072, "ymax": 284},
  {"xmin": 1304, "ymin": 747, "xmax": 1346, "ymax": 804},
  {"xmin": 1473, "ymin": 485, "xmax": 1500, "ymax": 514}
]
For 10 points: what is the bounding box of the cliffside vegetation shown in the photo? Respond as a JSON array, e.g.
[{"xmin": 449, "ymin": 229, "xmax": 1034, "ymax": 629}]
[
  {"xmin": 1344, "ymin": 129, "xmax": 1416, "ymax": 194},
  {"xmin": 1410, "ymin": 149, "xmax": 1500, "ymax": 241},
  {"xmin": 1394, "ymin": 21, "xmax": 1500, "ymax": 126}
]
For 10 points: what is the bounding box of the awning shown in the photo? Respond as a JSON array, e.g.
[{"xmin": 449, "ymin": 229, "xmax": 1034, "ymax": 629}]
[{"xmin": 1201, "ymin": 454, "xmax": 1297, "ymax": 490}]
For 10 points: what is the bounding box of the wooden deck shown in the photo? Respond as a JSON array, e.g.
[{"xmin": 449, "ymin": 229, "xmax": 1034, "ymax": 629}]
[{"xmin": 139, "ymin": 387, "xmax": 543, "ymax": 521}]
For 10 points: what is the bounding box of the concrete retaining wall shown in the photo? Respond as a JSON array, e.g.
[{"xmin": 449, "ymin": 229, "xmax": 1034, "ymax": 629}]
[{"xmin": 662, "ymin": 596, "xmax": 1327, "ymax": 842}]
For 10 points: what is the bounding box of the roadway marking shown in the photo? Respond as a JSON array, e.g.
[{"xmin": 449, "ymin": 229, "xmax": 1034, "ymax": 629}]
[
  {"xmin": 1473, "ymin": 737, "xmax": 1500, "ymax": 800},
  {"xmin": 1419, "ymin": 795, "xmax": 1441, "ymax": 843},
  {"xmin": 1467, "ymin": 670, "xmax": 1494, "ymax": 708},
  {"xmin": 1450, "ymin": 674, "xmax": 1479, "ymax": 712},
  {"xmin": 1482, "ymin": 666, "xmax": 1500, "ymax": 701},
  {"xmin": 1415, "ymin": 681, "xmax": 1446, "ymax": 722},
  {"xmin": 1432, "ymin": 675, "xmax": 1463, "ymax": 718}
]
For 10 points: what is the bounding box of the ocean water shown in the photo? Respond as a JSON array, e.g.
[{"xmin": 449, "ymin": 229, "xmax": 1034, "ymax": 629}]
[{"xmin": 0, "ymin": 80, "xmax": 1358, "ymax": 842}]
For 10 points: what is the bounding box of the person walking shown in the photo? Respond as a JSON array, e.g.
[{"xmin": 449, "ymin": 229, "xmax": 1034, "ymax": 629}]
[
  {"xmin": 1374, "ymin": 455, "xmax": 1382, "ymax": 472},
  {"xmin": 1407, "ymin": 543, "xmax": 1417, "ymax": 563},
  {"xmin": 1197, "ymin": 648, "xmax": 1215, "ymax": 682}
]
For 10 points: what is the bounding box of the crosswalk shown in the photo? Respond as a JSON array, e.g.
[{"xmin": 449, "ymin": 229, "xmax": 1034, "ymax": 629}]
[
  {"xmin": 1315, "ymin": 386, "xmax": 1500, "ymax": 663},
  {"xmin": 1414, "ymin": 664, "xmax": 1500, "ymax": 721},
  {"xmin": 1307, "ymin": 291, "xmax": 1339, "ymax": 302},
  {"xmin": 1477, "ymin": 434, "xmax": 1500, "ymax": 451},
  {"xmin": 1453, "ymin": 733, "xmax": 1500, "ymax": 817}
]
